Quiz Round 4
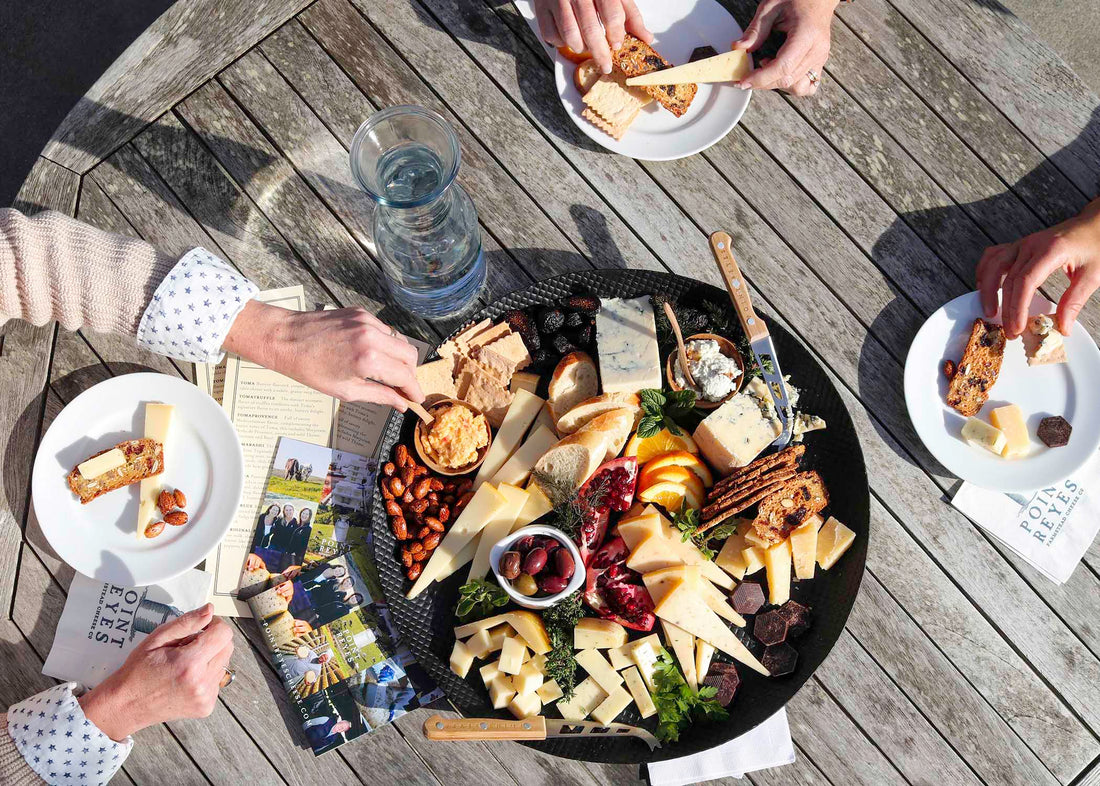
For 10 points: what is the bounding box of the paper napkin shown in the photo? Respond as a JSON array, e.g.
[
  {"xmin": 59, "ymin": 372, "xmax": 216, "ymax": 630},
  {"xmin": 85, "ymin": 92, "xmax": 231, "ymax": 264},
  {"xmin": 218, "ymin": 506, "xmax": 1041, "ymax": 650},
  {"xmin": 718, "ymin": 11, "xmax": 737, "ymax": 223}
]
[
  {"xmin": 646, "ymin": 709, "xmax": 794, "ymax": 786},
  {"xmin": 951, "ymin": 452, "xmax": 1100, "ymax": 584}
]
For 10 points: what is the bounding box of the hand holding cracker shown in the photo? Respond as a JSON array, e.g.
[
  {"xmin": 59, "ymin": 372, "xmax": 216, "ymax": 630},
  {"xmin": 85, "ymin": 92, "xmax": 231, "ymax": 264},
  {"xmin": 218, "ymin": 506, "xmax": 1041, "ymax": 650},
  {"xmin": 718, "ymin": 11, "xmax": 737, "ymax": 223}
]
[{"xmin": 535, "ymin": 0, "xmax": 653, "ymax": 73}]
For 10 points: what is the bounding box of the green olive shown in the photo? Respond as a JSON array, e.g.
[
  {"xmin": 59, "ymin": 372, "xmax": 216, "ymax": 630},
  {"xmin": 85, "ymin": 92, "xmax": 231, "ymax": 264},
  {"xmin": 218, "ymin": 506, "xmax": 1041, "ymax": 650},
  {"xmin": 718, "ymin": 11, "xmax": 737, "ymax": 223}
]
[{"xmin": 513, "ymin": 573, "xmax": 538, "ymax": 596}]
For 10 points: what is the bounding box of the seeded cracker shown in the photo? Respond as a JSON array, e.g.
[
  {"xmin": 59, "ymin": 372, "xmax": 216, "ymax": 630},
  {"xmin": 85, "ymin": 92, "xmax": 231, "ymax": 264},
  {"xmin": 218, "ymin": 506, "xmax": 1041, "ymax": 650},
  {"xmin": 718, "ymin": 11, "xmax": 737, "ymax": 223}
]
[{"xmin": 611, "ymin": 34, "xmax": 697, "ymax": 117}]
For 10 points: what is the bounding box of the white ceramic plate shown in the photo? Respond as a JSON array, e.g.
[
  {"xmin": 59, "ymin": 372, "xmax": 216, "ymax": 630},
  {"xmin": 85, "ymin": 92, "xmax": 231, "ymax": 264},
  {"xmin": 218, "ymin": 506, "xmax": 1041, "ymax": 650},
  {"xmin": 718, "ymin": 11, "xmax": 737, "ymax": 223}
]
[
  {"xmin": 904, "ymin": 292, "xmax": 1100, "ymax": 492},
  {"xmin": 32, "ymin": 373, "xmax": 243, "ymax": 586},
  {"xmin": 515, "ymin": 0, "xmax": 750, "ymax": 160}
]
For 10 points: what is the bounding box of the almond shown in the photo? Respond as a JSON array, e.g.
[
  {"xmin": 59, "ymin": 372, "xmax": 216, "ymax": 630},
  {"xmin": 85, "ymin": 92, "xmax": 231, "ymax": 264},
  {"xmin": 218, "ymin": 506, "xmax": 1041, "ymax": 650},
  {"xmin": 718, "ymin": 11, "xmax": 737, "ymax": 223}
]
[
  {"xmin": 145, "ymin": 520, "xmax": 166, "ymax": 538},
  {"xmin": 173, "ymin": 489, "xmax": 187, "ymax": 508},
  {"xmin": 157, "ymin": 490, "xmax": 175, "ymax": 516},
  {"xmin": 164, "ymin": 510, "xmax": 189, "ymax": 526}
]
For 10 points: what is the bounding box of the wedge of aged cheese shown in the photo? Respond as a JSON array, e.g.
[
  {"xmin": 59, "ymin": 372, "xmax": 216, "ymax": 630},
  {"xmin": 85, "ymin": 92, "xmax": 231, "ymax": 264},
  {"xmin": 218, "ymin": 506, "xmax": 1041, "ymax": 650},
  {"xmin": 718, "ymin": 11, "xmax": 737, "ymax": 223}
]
[
  {"xmin": 592, "ymin": 686, "xmax": 634, "ymax": 725},
  {"xmin": 714, "ymin": 520, "xmax": 753, "ymax": 580},
  {"xmin": 742, "ymin": 545, "xmax": 766, "ymax": 575},
  {"xmin": 514, "ymin": 482, "xmax": 553, "ymax": 531},
  {"xmin": 695, "ymin": 640, "xmax": 716, "ymax": 683},
  {"xmin": 408, "ymin": 483, "xmax": 507, "ymax": 598},
  {"xmin": 625, "ymin": 49, "xmax": 752, "ymax": 86},
  {"xmin": 453, "ymin": 610, "xmax": 552, "ymax": 654},
  {"xmin": 622, "ymin": 666, "xmax": 657, "ymax": 719},
  {"xmin": 136, "ymin": 403, "xmax": 174, "ymax": 539},
  {"xmin": 817, "ymin": 516, "xmax": 857, "ymax": 570},
  {"xmin": 693, "ymin": 378, "xmax": 781, "ymax": 474},
  {"xmin": 660, "ymin": 619, "xmax": 698, "ymax": 691},
  {"xmin": 764, "ymin": 538, "xmax": 792, "ymax": 606},
  {"xmin": 557, "ymin": 677, "xmax": 608, "ymax": 721},
  {"xmin": 961, "ymin": 417, "xmax": 1007, "ymax": 456},
  {"xmin": 990, "ymin": 404, "xmax": 1030, "ymax": 459},
  {"xmin": 654, "ymin": 579, "xmax": 769, "ymax": 675},
  {"xmin": 642, "ymin": 564, "xmax": 702, "ymax": 606},
  {"xmin": 574, "ymin": 618, "xmax": 628, "ymax": 650},
  {"xmin": 77, "ymin": 448, "xmax": 127, "ymax": 480},
  {"xmin": 474, "ymin": 389, "xmax": 545, "ymax": 485},
  {"xmin": 492, "ymin": 425, "xmax": 557, "ymax": 487},
  {"xmin": 467, "ymin": 483, "xmax": 529, "ymax": 582},
  {"xmin": 789, "ymin": 517, "xmax": 821, "ymax": 580},
  {"xmin": 595, "ymin": 296, "xmax": 662, "ymax": 394},
  {"xmin": 575, "ymin": 648, "xmax": 624, "ymax": 694}
]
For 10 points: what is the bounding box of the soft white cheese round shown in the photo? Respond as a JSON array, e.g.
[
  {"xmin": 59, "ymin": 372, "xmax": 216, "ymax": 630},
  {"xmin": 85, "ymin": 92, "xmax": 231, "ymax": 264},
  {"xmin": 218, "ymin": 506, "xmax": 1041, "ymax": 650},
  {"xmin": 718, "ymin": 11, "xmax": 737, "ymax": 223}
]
[{"xmin": 673, "ymin": 339, "xmax": 742, "ymax": 402}]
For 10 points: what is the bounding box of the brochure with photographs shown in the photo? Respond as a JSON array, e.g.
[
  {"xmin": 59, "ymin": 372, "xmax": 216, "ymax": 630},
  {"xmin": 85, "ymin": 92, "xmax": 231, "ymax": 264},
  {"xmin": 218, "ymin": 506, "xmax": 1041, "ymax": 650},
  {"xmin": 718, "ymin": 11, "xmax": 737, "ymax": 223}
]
[{"xmin": 239, "ymin": 437, "xmax": 442, "ymax": 755}]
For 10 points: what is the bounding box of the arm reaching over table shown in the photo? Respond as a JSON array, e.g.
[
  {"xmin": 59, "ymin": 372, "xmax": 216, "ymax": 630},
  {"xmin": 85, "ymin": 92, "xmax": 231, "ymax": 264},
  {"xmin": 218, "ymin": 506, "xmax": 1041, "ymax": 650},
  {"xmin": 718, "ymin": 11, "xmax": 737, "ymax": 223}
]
[
  {"xmin": 0, "ymin": 208, "xmax": 422, "ymax": 409},
  {"xmin": 732, "ymin": 0, "xmax": 839, "ymax": 96},
  {"xmin": 977, "ymin": 197, "xmax": 1100, "ymax": 338}
]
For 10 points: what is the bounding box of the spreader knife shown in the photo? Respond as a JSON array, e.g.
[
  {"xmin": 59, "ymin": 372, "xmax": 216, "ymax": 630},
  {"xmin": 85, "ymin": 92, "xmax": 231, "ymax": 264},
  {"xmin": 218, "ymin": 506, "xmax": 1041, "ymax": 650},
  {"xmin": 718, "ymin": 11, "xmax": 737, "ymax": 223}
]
[
  {"xmin": 423, "ymin": 714, "xmax": 661, "ymax": 750},
  {"xmin": 710, "ymin": 231, "xmax": 794, "ymax": 447}
]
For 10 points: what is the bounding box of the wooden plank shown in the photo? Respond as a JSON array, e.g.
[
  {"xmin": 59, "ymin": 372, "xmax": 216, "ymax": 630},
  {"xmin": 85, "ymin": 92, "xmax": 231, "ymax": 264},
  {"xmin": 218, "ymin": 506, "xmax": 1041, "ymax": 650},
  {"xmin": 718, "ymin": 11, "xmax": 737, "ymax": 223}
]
[
  {"xmin": 13, "ymin": 156, "xmax": 81, "ymax": 216},
  {"xmin": 43, "ymin": 0, "xmax": 312, "ymax": 173},
  {"xmin": 881, "ymin": 0, "xmax": 1100, "ymax": 199},
  {"xmin": 175, "ymin": 81, "xmax": 435, "ymax": 342},
  {"xmin": 849, "ymin": 570, "xmax": 1062, "ymax": 785},
  {"xmin": 835, "ymin": 0, "xmax": 1088, "ymax": 227},
  {"xmin": 747, "ymin": 743, "xmax": 832, "ymax": 786},
  {"xmin": 392, "ymin": 708, "xmax": 520, "ymax": 786}
]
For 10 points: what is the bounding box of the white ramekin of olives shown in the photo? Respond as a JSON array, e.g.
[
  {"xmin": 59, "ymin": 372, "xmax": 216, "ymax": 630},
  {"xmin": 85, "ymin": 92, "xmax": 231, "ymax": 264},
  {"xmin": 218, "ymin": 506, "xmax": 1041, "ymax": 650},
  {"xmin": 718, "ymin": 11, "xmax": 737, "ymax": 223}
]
[{"xmin": 489, "ymin": 525, "xmax": 586, "ymax": 610}]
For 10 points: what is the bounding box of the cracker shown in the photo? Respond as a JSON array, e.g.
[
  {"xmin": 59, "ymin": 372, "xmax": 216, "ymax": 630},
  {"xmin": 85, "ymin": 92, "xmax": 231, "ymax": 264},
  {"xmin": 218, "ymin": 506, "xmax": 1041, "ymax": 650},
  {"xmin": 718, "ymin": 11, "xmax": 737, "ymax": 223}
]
[
  {"xmin": 415, "ymin": 358, "xmax": 458, "ymax": 402},
  {"xmin": 582, "ymin": 108, "xmax": 631, "ymax": 140},
  {"xmin": 583, "ymin": 75, "xmax": 645, "ymax": 126},
  {"xmin": 471, "ymin": 347, "xmax": 516, "ymax": 385},
  {"xmin": 463, "ymin": 368, "xmax": 514, "ymax": 428},
  {"xmin": 484, "ymin": 331, "xmax": 532, "ymax": 370},
  {"xmin": 466, "ymin": 322, "xmax": 513, "ymax": 351}
]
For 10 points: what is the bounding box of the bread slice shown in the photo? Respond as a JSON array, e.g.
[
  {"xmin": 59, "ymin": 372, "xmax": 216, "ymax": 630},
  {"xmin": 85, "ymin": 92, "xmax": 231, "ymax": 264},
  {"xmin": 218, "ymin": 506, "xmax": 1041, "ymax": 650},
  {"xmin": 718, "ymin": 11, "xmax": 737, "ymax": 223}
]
[
  {"xmin": 548, "ymin": 351, "xmax": 598, "ymax": 423},
  {"xmin": 67, "ymin": 438, "xmax": 164, "ymax": 504},
  {"xmin": 752, "ymin": 471, "xmax": 829, "ymax": 544},
  {"xmin": 946, "ymin": 319, "xmax": 1006, "ymax": 416},
  {"xmin": 611, "ymin": 35, "xmax": 698, "ymax": 117},
  {"xmin": 574, "ymin": 58, "xmax": 603, "ymax": 93},
  {"xmin": 556, "ymin": 392, "xmax": 642, "ymax": 434},
  {"xmin": 575, "ymin": 408, "xmax": 635, "ymax": 462},
  {"xmin": 532, "ymin": 430, "xmax": 609, "ymax": 498}
]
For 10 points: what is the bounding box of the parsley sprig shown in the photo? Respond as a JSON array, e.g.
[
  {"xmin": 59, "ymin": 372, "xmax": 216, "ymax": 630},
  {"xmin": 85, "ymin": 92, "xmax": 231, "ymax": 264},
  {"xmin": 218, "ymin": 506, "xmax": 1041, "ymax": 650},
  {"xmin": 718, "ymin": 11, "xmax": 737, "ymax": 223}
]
[
  {"xmin": 672, "ymin": 504, "xmax": 739, "ymax": 561},
  {"xmin": 637, "ymin": 389, "xmax": 698, "ymax": 439},
  {"xmin": 455, "ymin": 579, "xmax": 509, "ymax": 621},
  {"xmin": 652, "ymin": 649, "xmax": 729, "ymax": 742}
]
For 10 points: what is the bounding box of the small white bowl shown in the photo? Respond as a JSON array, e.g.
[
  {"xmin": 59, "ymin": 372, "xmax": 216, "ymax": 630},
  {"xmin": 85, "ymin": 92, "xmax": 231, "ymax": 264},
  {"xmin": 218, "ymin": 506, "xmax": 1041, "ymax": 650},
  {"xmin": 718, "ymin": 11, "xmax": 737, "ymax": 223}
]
[{"xmin": 489, "ymin": 525, "xmax": 586, "ymax": 610}]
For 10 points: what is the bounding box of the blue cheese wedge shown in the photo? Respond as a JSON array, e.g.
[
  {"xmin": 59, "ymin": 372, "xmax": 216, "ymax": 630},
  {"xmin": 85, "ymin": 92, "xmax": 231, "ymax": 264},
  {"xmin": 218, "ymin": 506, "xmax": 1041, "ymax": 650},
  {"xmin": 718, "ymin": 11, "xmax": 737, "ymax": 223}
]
[
  {"xmin": 595, "ymin": 297, "xmax": 662, "ymax": 394},
  {"xmin": 692, "ymin": 378, "xmax": 781, "ymax": 473}
]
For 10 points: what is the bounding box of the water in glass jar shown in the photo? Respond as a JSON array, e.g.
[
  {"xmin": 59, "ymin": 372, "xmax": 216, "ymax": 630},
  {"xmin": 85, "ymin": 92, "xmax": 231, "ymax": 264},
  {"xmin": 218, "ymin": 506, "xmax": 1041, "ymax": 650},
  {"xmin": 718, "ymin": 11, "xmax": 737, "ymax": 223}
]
[{"xmin": 372, "ymin": 143, "xmax": 485, "ymax": 319}]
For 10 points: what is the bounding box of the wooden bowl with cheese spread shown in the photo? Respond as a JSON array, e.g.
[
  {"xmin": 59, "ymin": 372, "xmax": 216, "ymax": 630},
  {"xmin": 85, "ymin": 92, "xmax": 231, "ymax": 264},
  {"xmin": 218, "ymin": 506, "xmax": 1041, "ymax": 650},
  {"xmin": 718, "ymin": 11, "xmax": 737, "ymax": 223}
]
[
  {"xmin": 666, "ymin": 332, "xmax": 746, "ymax": 410},
  {"xmin": 414, "ymin": 398, "xmax": 493, "ymax": 476}
]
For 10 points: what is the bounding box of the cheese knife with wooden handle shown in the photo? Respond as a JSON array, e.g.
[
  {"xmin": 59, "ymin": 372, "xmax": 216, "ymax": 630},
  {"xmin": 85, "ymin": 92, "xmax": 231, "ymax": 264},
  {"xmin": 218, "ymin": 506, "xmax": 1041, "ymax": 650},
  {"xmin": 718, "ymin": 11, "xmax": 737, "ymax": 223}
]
[{"xmin": 423, "ymin": 714, "xmax": 661, "ymax": 750}]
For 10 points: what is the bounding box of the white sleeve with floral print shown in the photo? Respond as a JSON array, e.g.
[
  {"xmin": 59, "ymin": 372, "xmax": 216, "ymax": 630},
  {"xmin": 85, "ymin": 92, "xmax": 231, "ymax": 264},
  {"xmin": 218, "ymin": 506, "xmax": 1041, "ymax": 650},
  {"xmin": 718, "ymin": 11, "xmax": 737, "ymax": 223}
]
[{"xmin": 135, "ymin": 247, "xmax": 258, "ymax": 364}]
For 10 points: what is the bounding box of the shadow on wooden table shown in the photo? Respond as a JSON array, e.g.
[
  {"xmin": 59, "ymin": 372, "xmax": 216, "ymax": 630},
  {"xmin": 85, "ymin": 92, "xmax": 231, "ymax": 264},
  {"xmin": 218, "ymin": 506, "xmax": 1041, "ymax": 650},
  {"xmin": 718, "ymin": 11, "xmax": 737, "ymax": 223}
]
[{"xmin": 861, "ymin": 106, "xmax": 1100, "ymax": 473}]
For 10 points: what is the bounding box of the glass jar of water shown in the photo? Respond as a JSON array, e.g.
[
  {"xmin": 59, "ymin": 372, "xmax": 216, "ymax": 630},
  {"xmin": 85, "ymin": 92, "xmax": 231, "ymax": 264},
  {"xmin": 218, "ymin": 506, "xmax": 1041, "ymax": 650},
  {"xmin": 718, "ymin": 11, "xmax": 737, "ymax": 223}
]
[{"xmin": 350, "ymin": 106, "xmax": 485, "ymax": 319}]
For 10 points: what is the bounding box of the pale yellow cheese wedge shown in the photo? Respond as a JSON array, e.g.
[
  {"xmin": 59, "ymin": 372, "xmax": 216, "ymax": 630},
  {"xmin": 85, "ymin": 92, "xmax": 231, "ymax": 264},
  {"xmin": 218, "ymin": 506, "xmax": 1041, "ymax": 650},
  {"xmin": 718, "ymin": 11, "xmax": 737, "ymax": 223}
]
[
  {"xmin": 990, "ymin": 404, "xmax": 1030, "ymax": 459},
  {"xmin": 136, "ymin": 403, "xmax": 174, "ymax": 539},
  {"xmin": 817, "ymin": 516, "xmax": 857, "ymax": 570},
  {"xmin": 654, "ymin": 579, "xmax": 769, "ymax": 675},
  {"xmin": 961, "ymin": 416, "xmax": 1007, "ymax": 456},
  {"xmin": 622, "ymin": 666, "xmax": 656, "ymax": 719},
  {"xmin": 466, "ymin": 483, "xmax": 528, "ymax": 582},
  {"xmin": 764, "ymin": 539, "xmax": 792, "ymax": 606},
  {"xmin": 659, "ymin": 619, "xmax": 698, "ymax": 691},
  {"xmin": 789, "ymin": 517, "xmax": 820, "ymax": 581}
]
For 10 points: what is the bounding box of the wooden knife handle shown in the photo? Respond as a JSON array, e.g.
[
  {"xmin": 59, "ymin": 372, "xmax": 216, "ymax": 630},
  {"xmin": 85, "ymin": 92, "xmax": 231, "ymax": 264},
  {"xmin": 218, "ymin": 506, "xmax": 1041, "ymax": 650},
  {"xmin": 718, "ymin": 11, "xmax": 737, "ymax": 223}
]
[
  {"xmin": 423, "ymin": 715, "xmax": 547, "ymax": 742},
  {"xmin": 710, "ymin": 231, "xmax": 769, "ymax": 343}
]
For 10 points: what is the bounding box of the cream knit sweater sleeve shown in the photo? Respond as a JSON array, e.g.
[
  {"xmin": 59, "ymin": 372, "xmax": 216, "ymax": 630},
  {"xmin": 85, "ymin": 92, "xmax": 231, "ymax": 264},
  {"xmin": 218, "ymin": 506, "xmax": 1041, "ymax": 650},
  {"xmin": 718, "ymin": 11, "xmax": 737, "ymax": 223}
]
[{"xmin": 0, "ymin": 208, "xmax": 177, "ymax": 337}]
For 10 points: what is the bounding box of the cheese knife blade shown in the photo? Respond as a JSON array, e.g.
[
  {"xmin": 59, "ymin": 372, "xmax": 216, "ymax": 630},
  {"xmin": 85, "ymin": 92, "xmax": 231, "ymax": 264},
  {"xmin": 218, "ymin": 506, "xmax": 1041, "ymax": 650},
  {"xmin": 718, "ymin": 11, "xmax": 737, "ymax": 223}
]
[
  {"xmin": 544, "ymin": 718, "xmax": 661, "ymax": 750},
  {"xmin": 423, "ymin": 714, "xmax": 661, "ymax": 750},
  {"xmin": 709, "ymin": 231, "xmax": 793, "ymax": 446},
  {"xmin": 624, "ymin": 49, "xmax": 752, "ymax": 87}
]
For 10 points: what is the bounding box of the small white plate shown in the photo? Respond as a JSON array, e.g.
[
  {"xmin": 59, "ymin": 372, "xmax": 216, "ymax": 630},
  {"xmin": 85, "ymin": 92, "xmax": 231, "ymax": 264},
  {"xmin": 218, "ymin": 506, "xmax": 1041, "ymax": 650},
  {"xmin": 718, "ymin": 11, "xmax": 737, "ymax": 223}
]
[
  {"xmin": 515, "ymin": 0, "xmax": 750, "ymax": 160},
  {"xmin": 32, "ymin": 373, "xmax": 243, "ymax": 586},
  {"xmin": 904, "ymin": 292, "xmax": 1100, "ymax": 492}
]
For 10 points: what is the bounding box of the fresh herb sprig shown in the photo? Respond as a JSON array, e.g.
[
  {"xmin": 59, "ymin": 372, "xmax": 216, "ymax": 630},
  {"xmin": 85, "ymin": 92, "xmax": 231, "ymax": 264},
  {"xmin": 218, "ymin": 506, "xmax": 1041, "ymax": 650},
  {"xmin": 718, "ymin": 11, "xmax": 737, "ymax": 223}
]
[
  {"xmin": 541, "ymin": 591, "xmax": 586, "ymax": 700},
  {"xmin": 652, "ymin": 649, "xmax": 729, "ymax": 742},
  {"xmin": 672, "ymin": 504, "xmax": 738, "ymax": 560},
  {"xmin": 455, "ymin": 579, "xmax": 509, "ymax": 621},
  {"xmin": 529, "ymin": 468, "xmax": 609, "ymax": 540},
  {"xmin": 637, "ymin": 389, "xmax": 698, "ymax": 439}
]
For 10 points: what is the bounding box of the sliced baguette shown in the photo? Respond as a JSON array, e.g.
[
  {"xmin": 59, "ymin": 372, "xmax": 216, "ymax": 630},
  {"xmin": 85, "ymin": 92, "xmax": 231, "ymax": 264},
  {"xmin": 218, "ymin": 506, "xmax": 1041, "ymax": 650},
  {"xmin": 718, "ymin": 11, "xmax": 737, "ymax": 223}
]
[
  {"xmin": 547, "ymin": 351, "xmax": 598, "ymax": 423},
  {"xmin": 532, "ymin": 429, "xmax": 609, "ymax": 498},
  {"xmin": 556, "ymin": 392, "xmax": 642, "ymax": 434},
  {"xmin": 576, "ymin": 408, "xmax": 635, "ymax": 462}
]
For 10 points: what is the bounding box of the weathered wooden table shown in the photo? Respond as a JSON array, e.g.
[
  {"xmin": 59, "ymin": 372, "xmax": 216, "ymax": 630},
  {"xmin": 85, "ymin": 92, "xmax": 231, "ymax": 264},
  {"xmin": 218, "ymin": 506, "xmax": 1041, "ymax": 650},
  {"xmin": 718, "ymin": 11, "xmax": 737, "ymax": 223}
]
[{"xmin": 5, "ymin": 0, "xmax": 1100, "ymax": 783}]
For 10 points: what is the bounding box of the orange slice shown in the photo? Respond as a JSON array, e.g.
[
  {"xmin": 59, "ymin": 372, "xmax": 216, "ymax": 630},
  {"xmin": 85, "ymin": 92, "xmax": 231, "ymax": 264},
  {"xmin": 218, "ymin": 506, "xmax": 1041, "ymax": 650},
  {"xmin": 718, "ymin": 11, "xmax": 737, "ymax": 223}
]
[
  {"xmin": 637, "ymin": 480, "xmax": 704, "ymax": 514},
  {"xmin": 624, "ymin": 428, "xmax": 698, "ymax": 465},
  {"xmin": 639, "ymin": 466, "xmax": 705, "ymax": 501},
  {"xmin": 638, "ymin": 450, "xmax": 714, "ymax": 489}
]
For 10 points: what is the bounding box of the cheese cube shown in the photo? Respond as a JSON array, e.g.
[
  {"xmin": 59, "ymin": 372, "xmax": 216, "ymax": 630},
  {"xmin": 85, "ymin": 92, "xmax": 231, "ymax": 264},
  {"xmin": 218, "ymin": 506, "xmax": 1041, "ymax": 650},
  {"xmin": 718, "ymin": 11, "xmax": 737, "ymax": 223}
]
[
  {"xmin": 764, "ymin": 539, "xmax": 792, "ymax": 606},
  {"xmin": 622, "ymin": 666, "xmax": 656, "ymax": 719},
  {"xmin": 480, "ymin": 660, "xmax": 502, "ymax": 687},
  {"xmin": 630, "ymin": 642, "xmax": 660, "ymax": 692},
  {"xmin": 499, "ymin": 636, "xmax": 527, "ymax": 675},
  {"xmin": 695, "ymin": 640, "xmax": 716, "ymax": 682},
  {"xmin": 742, "ymin": 546, "xmax": 766, "ymax": 575},
  {"xmin": 990, "ymin": 404, "xmax": 1030, "ymax": 459},
  {"xmin": 465, "ymin": 627, "xmax": 497, "ymax": 660},
  {"xmin": 510, "ymin": 372, "xmax": 540, "ymax": 395},
  {"xmin": 591, "ymin": 686, "xmax": 633, "ymax": 725},
  {"xmin": 596, "ymin": 296, "xmax": 662, "ymax": 394},
  {"xmin": 513, "ymin": 662, "xmax": 545, "ymax": 696},
  {"xmin": 743, "ymin": 529, "xmax": 773, "ymax": 549},
  {"xmin": 817, "ymin": 516, "xmax": 857, "ymax": 570},
  {"xmin": 536, "ymin": 679, "xmax": 564, "ymax": 704},
  {"xmin": 556, "ymin": 677, "xmax": 607, "ymax": 721},
  {"xmin": 789, "ymin": 519, "xmax": 819, "ymax": 581},
  {"xmin": 574, "ymin": 618, "xmax": 628, "ymax": 650},
  {"xmin": 77, "ymin": 448, "xmax": 127, "ymax": 480},
  {"xmin": 529, "ymin": 653, "xmax": 547, "ymax": 673},
  {"xmin": 489, "ymin": 675, "xmax": 516, "ymax": 709},
  {"xmin": 508, "ymin": 691, "xmax": 542, "ymax": 719},
  {"xmin": 449, "ymin": 640, "xmax": 475, "ymax": 679},
  {"xmin": 575, "ymin": 649, "xmax": 624, "ymax": 694},
  {"xmin": 693, "ymin": 379, "xmax": 781, "ymax": 474},
  {"xmin": 961, "ymin": 417, "xmax": 1007, "ymax": 456}
]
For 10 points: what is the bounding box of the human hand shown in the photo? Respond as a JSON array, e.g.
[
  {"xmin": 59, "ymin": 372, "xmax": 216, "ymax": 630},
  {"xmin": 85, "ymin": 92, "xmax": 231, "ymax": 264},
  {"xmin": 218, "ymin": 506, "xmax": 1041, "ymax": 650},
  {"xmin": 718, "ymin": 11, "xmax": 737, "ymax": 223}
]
[
  {"xmin": 245, "ymin": 553, "xmax": 265, "ymax": 572},
  {"xmin": 281, "ymin": 565, "xmax": 302, "ymax": 580},
  {"xmin": 733, "ymin": 0, "xmax": 838, "ymax": 95},
  {"xmin": 224, "ymin": 302, "xmax": 423, "ymax": 409},
  {"xmin": 977, "ymin": 200, "xmax": 1100, "ymax": 338},
  {"xmin": 533, "ymin": 0, "xmax": 652, "ymax": 74},
  {"xmin": 292, "ymin": 619, "xmax": 313, "ymax": 636},
  {"xmin": 275, "ymin": 581, "xmax": 294, "ymax": 603},
  {"xmin": 78, "ymin": 605, "xmax": 233, "ymax": 741}
]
